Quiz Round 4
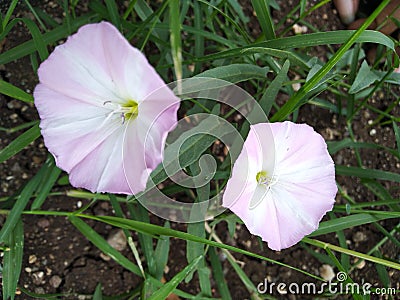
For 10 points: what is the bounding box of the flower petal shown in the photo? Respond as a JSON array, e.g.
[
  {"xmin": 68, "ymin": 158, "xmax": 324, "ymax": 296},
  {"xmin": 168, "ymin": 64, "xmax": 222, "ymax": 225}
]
[
  {"xmin": 34, "ymin": 22, "xmax": 180, "ymax": 194},
  {"xmin": 223, "ymin": 121, "xmax": 336, "ymax": 251}
]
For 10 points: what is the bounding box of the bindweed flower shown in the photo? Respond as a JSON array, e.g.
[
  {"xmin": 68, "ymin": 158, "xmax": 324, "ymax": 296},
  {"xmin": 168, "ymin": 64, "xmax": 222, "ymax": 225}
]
[
  {"xmin": 34, "ymin": 22, "xmax": 180, "ymax": 194},
  {"xmin": 223, "ymin": 121, "xmax": 337, "ymax": 251}
]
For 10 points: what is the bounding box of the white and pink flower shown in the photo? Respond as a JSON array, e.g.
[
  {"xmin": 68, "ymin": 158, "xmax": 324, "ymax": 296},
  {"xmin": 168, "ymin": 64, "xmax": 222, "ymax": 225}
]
[
  {"xmin": 223, "ymin": 122, "xmax": 337, "ymax": 251},
  {"xmin": 34, "ymin": 22, "xmax": 180, "ymax": 194}
]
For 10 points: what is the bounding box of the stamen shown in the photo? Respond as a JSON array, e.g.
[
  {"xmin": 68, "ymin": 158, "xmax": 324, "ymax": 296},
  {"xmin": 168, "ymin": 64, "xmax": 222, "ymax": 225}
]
[
  {"xmin": 102, "ymin": 99, "xmax": 139, "ymax": 125},
  {"xmin": 256, "ymin": 171, "xmax": 269, "ymax": 185}
]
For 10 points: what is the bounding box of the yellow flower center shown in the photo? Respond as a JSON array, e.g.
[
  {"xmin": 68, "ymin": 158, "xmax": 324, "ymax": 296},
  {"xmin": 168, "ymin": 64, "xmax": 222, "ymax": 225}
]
[
  {"xmin": 256, "ymin": 170, "xmax": 269, "ymax": 185},
  {"xmin": 122, "ymin": 99, "xmax": 139, "ymax": 122},
  {"xmin": 103, "ymin": 99, "xmax": 139, "ymax": 125}
]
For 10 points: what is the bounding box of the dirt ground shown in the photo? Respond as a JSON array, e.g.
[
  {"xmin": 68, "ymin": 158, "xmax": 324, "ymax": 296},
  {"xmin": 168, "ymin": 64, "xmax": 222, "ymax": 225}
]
[{"xmin": 0, "ymin": 1, "xmax": 399, "ymax": 299}]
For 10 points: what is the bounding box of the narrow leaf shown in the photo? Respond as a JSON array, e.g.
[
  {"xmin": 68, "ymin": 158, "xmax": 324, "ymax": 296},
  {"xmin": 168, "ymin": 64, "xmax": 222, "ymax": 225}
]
[
  {"xmin": 2, "ymin": 219, "xmax": 24, "ymax": 300},
  {"xmin": 309, "ymin": 213, "xmax": 397, "ymax": 237},
  {"xmin": 195, "ymin": 64, "xmax": 269, "ymax": 83},
  {"xmin": 0, "ymin": 123, "xmax": 41, "ymax": 164},
  {"xmin": 349, "ymin": 61, "xmax": 379, "ymax": 94},
  {"xmin": 0, "ymin": 80, "xmax": 34, "ymax": 103},
  {"xmin": 147, "ymin": 256, "xmax": 203, "ymax": 300},
  {"xmin": 68, "ymin": 216, "xmax": 142, "ymax": 277},
  {"xmin": 251, "ymin": 0, "xmax": 275, "ymax": 39}
]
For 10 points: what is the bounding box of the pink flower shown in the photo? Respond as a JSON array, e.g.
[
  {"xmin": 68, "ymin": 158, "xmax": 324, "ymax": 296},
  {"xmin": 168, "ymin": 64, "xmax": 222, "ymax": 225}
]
[
  {"xmin": 223, "ymin": 122, "xmax": 337, "ymax": 251},
  {"xmin": 34, "ymin": 22, "xmax": 180, "ymax": 194}
]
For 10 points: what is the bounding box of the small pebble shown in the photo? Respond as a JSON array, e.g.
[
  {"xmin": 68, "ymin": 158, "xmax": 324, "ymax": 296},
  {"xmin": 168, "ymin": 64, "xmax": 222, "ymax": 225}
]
[
  {"xmin": 29, "ymin": 254, "xmax": 37, "ymax": 264},
  {"xmin": 353, "ymin": 231, "xmax": 367, "ymax": 243},
  {"xmin": 49, "ymin": 275, "xmax": 62, "ymax": 288},
  {"xmin": 355, "ymin": 259, "xmax": 366, "ymax": 269},
  {"xmin": 107, "ymin": 229, "xmax": 127, "ymax": 251},
  {"xmin": 37, "ymin": 218, "xmax": 50, "ymax": 228},
  {"xmin": 100, "ymin": 252, "xmax": 111, "ymax": 261},
  {"xmin": 369, "ymin": 129, "xmax": 376, "ymax": 136},
  {"xmin": 319, "ymin": 264, "xmax": 335, "ymax": 281},
  {"xmin": 32, "ymin": 271, "xmax": 44, "ymax": 285}
]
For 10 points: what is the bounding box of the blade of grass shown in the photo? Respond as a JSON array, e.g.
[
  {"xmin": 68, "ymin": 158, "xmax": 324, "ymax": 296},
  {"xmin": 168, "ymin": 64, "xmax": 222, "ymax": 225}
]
[
  {"xmin": 127, "ymin": 203, "xmax": 156, "ymax": 277},
  {"xmin": 192, "ymin": 30, "xmax": 395, "ymax": 63},
  {"xmin": 154, "ymin": 222, "xmax": 170, "ymax": 280},
  {"xmin": 0, "ymin": 80, "xmax": 34, "ymax": 103},
  {"xmin": 23, "ymin": 0, "xmax": 48, "ymax": 31},
  {"xmin": 195, "ymin": 64, "xmax": 269, "ymax": 83},
  {"xmin": 303, "ymin": 238, "xmax": 400, "ymax": 270},
  {"xmin": 209, "ymin": 248, "xmax": 232, "ymax": 300},
  {"xmin": 147, "ymin": 256, "xmax": 203, "ymax": 300},
  {"xmin": 0, "ymin": 167, "xmax": 42, "ymax": 243},
  {"xmin": 393, "ymin": 121, "xmax": 400, "ymax": 157},
  {"xmin": 336, "ymin": 165, "xmax": 400, "ymax": 182},
  {"xmin": 193, "ymin": 0, "xmax": 204, "ymax": 74},
  {"xmin": 0, "ymin": 12, "xmax": 98, "ymax": 64},
  {"xmin": 1, "ymin": 0, "xmax": 18, "ymax": 30},
  {"xmin": 2, "ymin": 218, "xmax": 24, "ymax": 300},
  {"xmin": 0, "ymin": 123, "xmax": 41, "ymax": 163},
  {"xmin": 93, "ymin": 283, "xmax": 103, "ymax": 300},
  {"xmin": 259, "ymin": 59, "xmax": 290, "ymax": 116},
  {"xmin": 68, "ymin": 215, "xmax": 142, "ymax": 277},
  {"xmin": 251, "ymin": 0, "xmax": 275, "ymax": 40},
  {"xmin": 169, "ymin": 0, "xmax": 182, "ymax": 83},
  {"xmin": 80, "ymin": 214, "xmax": 323, "ymax": 280},
  {"xmin": 309, "ymin": 213, "xmax": 397, "ymax": 237},
  {"xmin": 30, "ymin": 157, "xmax": 61, "ymax": 210},
  {"xmin": 104, "ymin": 0, "xmax": 121, "ymax": 30}
]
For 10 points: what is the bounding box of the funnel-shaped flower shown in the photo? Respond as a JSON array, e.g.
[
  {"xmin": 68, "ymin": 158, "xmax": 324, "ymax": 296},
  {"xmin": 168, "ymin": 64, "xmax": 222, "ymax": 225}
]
[
  {"xmin": 223, "ymin": 122, "xmax": 336, "ymax": 251},
  {"xmin": 34, "ymin": 22, "xmax": 180, "ymax": 194}
]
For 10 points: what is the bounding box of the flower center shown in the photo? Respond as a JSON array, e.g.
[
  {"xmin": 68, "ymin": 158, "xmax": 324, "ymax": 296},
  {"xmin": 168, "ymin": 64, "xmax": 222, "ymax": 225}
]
[
  {"xmin": 122, "ymin": 100, "xmax": 139, "ymax": 122},
  {"xmin": 256, "ymin": 170, "xmax": 270, "ymax": 185},
  {"xmin": 103, "ymin": 99, "xmax": 139, "ymax": 124}
]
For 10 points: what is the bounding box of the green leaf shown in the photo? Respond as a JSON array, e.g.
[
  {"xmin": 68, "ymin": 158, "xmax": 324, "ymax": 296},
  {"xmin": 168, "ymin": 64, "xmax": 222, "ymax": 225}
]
[
  {"xmin": 259, "ymin": 59, "xmax": 290, "ymax": 116},
  {"xmin": 196, "ymin": 30, "xmax": 395, "ymax": 63},
  {"xmin": 150, "ymin": 114, "xmax": 236, "ymax": 186},
  {"xmin": 30, "ymin": 157, "xmax": 61, "ymax": 210},
  {"xmin": 104, "ymin": 0, "xmax": 121, "ymax": 30},
  {"xmin": 195, "ymin": 64, "xmax": 269, "ymax": 83},
  {"xmin": 93, "ymin": 283, "xmax": 103, "ymax": 300},
  {"xmin": 0, "ymin": 80, "xmax": 34, "ymax": 103},
  {"xmin": 2, "ymin": 219, "xmax": 24, "ymax": 300},
  {"xmin": 349, "ymin": 61, "xmax": 379, "ymax": 94},
  {"xmin": 0, "ymin": 12, "xmax": 98, "ymax": 64},
  {"xmin": 251, "ymin": 0, "xmax": 275, "ymax": 39},
  {"xmin": 270, "ymin": 1, "xmax": 394, "ymax": 122},
  {"xmin": 0, "ymin": 170, "xmax": 42, "ymax": 243},
  {"xmin": 154, "ymin": 222, "xmax": 170, "ymax": 280},
  {"xmin": 309, "ymin": 213, "xmax": 397, "ymax": 237},
  {"xmin": 0, "ymin": 123, "xmax": 41, "ymax": 164},
  {"xmin": 68, "ymin": 216, "xmax": 142, "ymax": 277},
  {"xmin": 240, "ymin": 47, "xmax": 309, "ymax": 69},
  {"xmin": 1, "ymin": 0, "xmax": 18, "ymax": 29},
  {"xmin": 147, "ymin": 256, "xmax": 203, "ymax": 300},
  {"xmin": 81, "ymin": 214, "xmax": 322, "ymax": 280},
  {"xmin": 336, "ymin": 165, "xmax": 400, "ymax": 182},
  {"xmin": 393, "ymin": 121, "xmax": 400, "ymax": 158},
  {"xmin": 209, "ymin": 248, "xmax": 232, "ymax": 300},
  {"xmin": 327, "ymin": 138, "xmax": 381, "ymax": 155},
  {"xmin": 169, "ymin": 0, "xmax": 182, "ymax": 81}
]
